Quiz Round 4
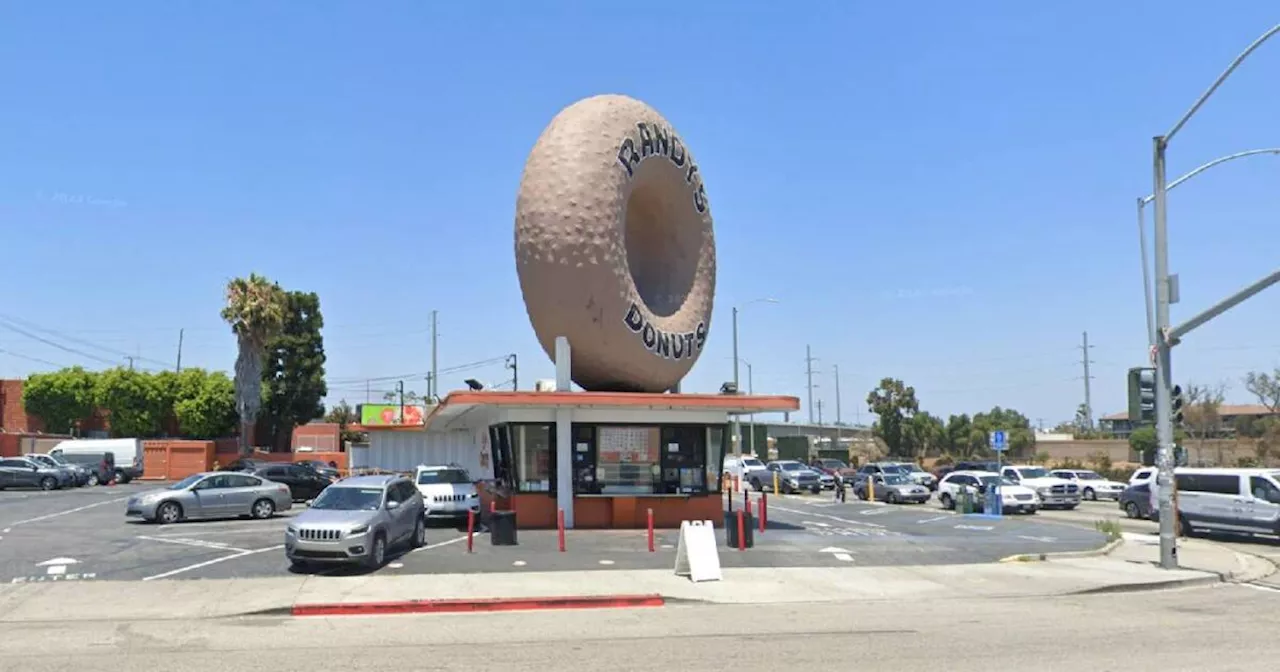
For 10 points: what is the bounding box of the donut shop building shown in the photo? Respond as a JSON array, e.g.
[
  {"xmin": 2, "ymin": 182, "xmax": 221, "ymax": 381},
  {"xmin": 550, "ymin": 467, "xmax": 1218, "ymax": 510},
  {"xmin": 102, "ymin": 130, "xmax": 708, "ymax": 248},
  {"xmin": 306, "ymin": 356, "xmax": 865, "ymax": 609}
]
[{"xmin": 363, "ymin": 390, "xmax": 798, "ymax": 529}]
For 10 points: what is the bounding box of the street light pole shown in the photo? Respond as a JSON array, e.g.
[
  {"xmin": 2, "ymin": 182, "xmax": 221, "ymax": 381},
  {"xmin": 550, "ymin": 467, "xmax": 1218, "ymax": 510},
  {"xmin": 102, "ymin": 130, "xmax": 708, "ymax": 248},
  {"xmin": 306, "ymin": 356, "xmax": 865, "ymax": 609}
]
[
  {"xmin": 745, "ymin": 361, "xmax": 756, "ymax": 456},
  {"xmin": 730, "ymin": 298, "xmax": 778, "ymax": 456},
  {"xmin": 1146, "ymin": 22, "xmax": 1280, "ymax": 571}
]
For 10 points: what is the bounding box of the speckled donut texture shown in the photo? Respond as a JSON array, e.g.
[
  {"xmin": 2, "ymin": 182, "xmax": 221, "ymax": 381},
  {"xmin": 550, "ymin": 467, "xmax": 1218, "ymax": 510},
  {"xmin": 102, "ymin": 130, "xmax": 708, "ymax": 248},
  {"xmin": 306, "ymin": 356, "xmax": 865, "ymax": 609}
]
[{"xmin": 515, "ymin": 94, "xmax": 716, "ymax": 392}]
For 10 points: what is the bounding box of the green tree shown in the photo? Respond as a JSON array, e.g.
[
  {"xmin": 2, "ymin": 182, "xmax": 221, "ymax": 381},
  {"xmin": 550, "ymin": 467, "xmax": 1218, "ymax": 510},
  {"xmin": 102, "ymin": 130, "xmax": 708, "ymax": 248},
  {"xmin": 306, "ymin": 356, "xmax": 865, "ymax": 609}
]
[
  {"xmin": 1130, "ymin": 425, "xmax": 1158, "ymax": 464},
  {"xmin": 221, "ymin": 273, "xmax": 287, "ymax": 455},
  {"xmin": 903, "ymin": 411, "xmax": 946, "ymax": 457},
  {"xmin": 261, "ymin": 290, "xmax": 328, "ymax": 451},
  {"xmin": 1244, "ymin": 368, "xmax": 1280, "ymax": 412},
  {"xmin": 325, "ymin": 399, "xmax": 366, "ymax": 445},
  {"xmin": 174, "ymin": 371, "xmax": 238, "ymax": 439},
  {"xmin": 20, "ymin": 367, "xmax": 98, "ymax": 434},
  {"xmin": 972, "ymin": 406, "xmax": 1035, "ymax": 458},
  {"xmin": 866, "ymin": 378, "xmax": 919, "ymax": 457},
  {"xmin": 94, "ymin": 367, "xmax": 166, "ymax": 438},
  {"xmin": 945, "ymin": 414, "xmax": 972, "ymax": 454}
]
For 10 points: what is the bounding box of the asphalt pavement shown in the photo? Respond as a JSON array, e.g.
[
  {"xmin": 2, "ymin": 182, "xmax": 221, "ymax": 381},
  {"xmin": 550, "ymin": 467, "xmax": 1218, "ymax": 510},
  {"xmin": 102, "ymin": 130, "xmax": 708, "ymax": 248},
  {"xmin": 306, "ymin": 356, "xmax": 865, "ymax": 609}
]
[{"xmin": 0, "ymin": 484, "xmax": 1105, "ymax": 583}]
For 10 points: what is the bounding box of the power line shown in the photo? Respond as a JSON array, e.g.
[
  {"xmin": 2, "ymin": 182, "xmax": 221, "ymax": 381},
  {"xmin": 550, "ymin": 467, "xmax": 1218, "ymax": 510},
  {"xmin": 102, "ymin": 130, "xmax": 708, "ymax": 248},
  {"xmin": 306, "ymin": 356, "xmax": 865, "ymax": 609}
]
[
  {"xmin": 0, "ymin": 313, "xmax": 170, "ymax": 368},
  {"xmin": 0, "ymin": 348, "xmax": 66, "ymax": 369},
  {"xmin": 0, "ymin": 318, "xmax": 120, "ymax": 366}
]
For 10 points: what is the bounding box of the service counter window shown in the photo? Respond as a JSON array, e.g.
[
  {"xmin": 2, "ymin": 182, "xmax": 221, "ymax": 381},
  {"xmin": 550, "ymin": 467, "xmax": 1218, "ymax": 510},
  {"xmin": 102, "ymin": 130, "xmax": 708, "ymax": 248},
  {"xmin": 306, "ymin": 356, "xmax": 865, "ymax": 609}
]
[
  {"xmin": 595, "ymin": 426, "xmax": 659, "ymax": 495},
  {"xmin": 706, "ymin": 425, "xmax": 726, "ymax": 494},
  {"xmin": 659, "ymin": 426, "xmax": 706, "ymax": 494},
  {"xmin": 511, "ymin": 424, "xmax": 555, "ymax": 493},
  {"xmin": 572, "ymin": 425, "xmax": 600, "ymax": 494}
]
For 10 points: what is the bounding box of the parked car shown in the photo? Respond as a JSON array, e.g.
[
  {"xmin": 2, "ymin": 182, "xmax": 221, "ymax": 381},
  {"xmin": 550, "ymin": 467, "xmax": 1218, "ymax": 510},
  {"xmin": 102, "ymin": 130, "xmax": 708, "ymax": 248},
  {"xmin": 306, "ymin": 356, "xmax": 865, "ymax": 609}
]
[
  {"xmin": 285, "ymin": 474, "xmax": 426, "ymax": 570},
  {"xmin": 219, "ymin": 458, "xmax": 269, "ymax": 473},
  {"xmin": 1129, "ymin": 467, "xmax": 1157, "ymax": 486},
  {"xmin": 415, "ymin": 465, "xmax": 481, "ymax": 521},
  {"xmin": 0, "ymin": 457, "xmax": 72, "ymax": 490},
  {"xmin": 57, "ymin": 451, "xmax": 115, "ymax": 486},
  {"xmin": 296, "ymin": 460, "xmax": 341, "ymax": 481},
  {"xmin": 936, "ymin": 470, "xmax": 1041, "ymax": 514},
  {"xmin": 891, "ymin": 462, "xmax": 938, "ymax": 491},
  {"xmin": 954, "ymin": 460, "xmax": 1001, "ymax": 473},
  {"xmin": 723, "ymin": 455, "xmax": 769, "ymax": 487},
  {"xmin": 1119, "ymin": 482, "xmax": 1155, "ymax": 520},
  {"xmin": 852, "ymin": 473, "xmax": 931, "ymax": 504},
  {"xmin": 1050, "ymin": 469, "xmax": 1126, "ymax": 501},
  {"xmin": 765, "ymin": 461, "xmax": 821, "ymax": 494},
  {"xmin": 50, "ymin": 438, "xmax": 142, "ymax": 484},
  {"xmin": 1000, "ymin": 465, "xmax": 1080, "ymax": 509},
  {"xmin": 125, "ymin": 472, "xmax": 292, "ymax": 524},
  {"xmin": 252, "ymin": 464, "xmax": 331, "ymax": 502},
  {"xmin": 26, "ymin": 453, "xmax": 88, "ymax": 487}
]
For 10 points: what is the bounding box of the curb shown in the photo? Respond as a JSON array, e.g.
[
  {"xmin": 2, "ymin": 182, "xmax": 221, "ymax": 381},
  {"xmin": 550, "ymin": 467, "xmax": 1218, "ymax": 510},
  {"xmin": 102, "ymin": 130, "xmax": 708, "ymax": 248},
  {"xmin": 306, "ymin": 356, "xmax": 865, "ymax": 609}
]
[
  {"xmin": 291, "ymin": 593, "xmax": 665, "ymax": 617},
  {"xmin": 999, "ymin": 537, "xmax": 1125, "ymax": 564}
]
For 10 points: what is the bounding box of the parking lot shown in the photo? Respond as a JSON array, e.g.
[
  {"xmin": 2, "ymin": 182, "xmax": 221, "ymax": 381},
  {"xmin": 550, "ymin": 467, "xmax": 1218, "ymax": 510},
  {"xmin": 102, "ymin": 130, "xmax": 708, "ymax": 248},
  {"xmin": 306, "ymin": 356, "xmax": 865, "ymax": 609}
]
[{"xmin": 0, "ymin": 483, "xmax": 1107, "ymax": 583}]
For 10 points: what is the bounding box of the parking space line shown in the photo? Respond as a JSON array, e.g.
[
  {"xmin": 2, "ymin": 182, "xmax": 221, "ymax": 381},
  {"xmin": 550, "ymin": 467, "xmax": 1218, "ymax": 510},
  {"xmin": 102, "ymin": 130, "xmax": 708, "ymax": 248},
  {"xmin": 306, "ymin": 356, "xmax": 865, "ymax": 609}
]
[
  {"xmin": 411, "ymin": 535, "xmax": 468, "ymax": 553},
  {"xmin": 141, "ymin": 544, "xmax": 284, "ymax": 581},
  {"xmin": 136, "ymin": 535, "xmax": 250, "ymax": 552},
  {"xmin": 5, "ymin": 497, "xmax": 130, "ymax": 528},
  {"xmin": 769, "ymin": 504, "xmax": 887, "ymax": 529}
]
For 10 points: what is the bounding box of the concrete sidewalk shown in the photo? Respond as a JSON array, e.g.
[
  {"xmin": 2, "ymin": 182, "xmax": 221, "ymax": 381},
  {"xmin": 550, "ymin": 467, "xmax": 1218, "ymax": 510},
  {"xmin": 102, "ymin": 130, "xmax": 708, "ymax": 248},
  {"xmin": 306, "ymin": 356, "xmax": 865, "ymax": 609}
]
[{"xmin": 0, "ymin": 534, "xmax": 1269, "ymax": 622}]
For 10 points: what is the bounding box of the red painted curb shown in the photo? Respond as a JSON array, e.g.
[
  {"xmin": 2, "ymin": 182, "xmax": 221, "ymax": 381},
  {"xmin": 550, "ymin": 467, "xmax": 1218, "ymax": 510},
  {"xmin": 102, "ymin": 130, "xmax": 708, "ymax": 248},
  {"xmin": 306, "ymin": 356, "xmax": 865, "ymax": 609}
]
[{"xmin": 291, "ymin": 593, "xmax": 665, "ymax": 617}]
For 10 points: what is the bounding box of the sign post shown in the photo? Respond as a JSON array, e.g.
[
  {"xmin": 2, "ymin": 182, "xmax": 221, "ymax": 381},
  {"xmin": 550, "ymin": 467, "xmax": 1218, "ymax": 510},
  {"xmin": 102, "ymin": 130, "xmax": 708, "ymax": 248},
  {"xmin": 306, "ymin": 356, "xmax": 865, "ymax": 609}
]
[{"xmin": 988, "ymin": 430, "xmax": 1007, "ymax": 517}]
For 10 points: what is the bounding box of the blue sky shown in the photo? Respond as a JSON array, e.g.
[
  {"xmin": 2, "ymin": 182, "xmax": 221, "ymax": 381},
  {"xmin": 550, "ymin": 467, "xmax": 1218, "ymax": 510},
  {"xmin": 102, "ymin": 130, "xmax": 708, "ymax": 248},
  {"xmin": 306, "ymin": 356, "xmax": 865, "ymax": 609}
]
[{"xmin": 2, "ymin": 1, "xmax": 1279, "ymax": 428}]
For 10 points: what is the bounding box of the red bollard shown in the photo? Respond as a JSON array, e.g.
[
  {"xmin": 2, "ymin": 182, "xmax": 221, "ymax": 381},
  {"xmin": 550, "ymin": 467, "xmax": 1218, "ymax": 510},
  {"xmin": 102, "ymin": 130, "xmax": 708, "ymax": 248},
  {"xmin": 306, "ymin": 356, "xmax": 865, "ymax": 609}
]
[
  {"xmin": 466, "ymin": 509, "xmax": 475, "ymax": 553},
  {"xmin": 646, "ymin": 508, "xmax": 655, "ymax": 552},
  {"xmin": 752, "ymin": 488, "xmax": 762, "ymax": 532},
  {"xmin": 733, "ymin": 475, "xmax": 739, "ymax": 493},
  {"xmin": 557, "ymin": 508, "xmax": 566, "ymax": 552},
  {"xmin": 737, "ymin": 509, "xmax": 746, "ymax": 551},
  {"xmin": 490, "ymin": 501, "xmax": 497, "ymax": 514}
]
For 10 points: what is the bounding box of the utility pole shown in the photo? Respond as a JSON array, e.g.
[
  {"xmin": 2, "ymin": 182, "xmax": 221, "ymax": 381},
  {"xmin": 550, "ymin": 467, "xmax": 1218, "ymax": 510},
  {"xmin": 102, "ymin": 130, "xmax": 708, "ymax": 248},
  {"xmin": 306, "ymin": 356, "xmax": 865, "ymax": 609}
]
[
  {"xmin": 176, "ymin": 328, "xmax": 184, "ymax": 373},
  {"xmin": 397, "ymin": 380, "xmax": 405, "ymax": 420},
  {"xmin": 805, "ymin": 345, "xmax": 818, "ymax": 424},
  {"xmin": 125, "ymin": 356, "xmax": 135, "ymax": 371},
  {"xmin": 1079, "ymin": 331, "xmax": 1094, "ymax": 430},
  {"xmin": 817, "ymin": 399, "xmax": 824, "ymax": 425},
  {"xmin": 833, "ymin": 364, "xmax": 842, "ymax": 424},
  {"xmin": 366, "ymin": 380, "xmax": 370, "ymax": 404},
  {"xmin": 745, "ymin": 361, "xmax": 756, "ymax": 456},
  {"xmin": 430, "ymin": 310, "xmax": 439, "ymax": 401},
  {"xmin": 506, "ymin": 354, "xmax": 519, "ymax": 391}
]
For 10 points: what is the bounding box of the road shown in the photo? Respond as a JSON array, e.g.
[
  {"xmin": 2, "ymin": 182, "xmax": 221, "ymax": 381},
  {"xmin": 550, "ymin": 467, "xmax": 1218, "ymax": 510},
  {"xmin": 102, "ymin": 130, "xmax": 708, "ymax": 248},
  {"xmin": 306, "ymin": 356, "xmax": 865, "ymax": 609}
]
[
  {"xmin": 0, "ymin": 486, "xmax": 1103, "ymax": 581},
  {"xmin": 1035, "ymin": 499, "xmax": 1280, "ymax": 587},
  {"xmin": 1, "ymin": 582, "xmax": 1274, "ymax": 670}
]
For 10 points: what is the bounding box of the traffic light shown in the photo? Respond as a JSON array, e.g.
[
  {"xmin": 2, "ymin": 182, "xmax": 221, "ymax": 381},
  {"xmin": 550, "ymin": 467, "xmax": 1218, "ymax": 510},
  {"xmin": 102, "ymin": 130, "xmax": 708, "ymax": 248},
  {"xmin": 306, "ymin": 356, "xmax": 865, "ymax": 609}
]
[
  {"xmin": 1171, "ymin": 384, "xmax": 1185, "ymax": 426},
  {"xmin": 1127, "ymin": 367, "xmax": 1156, "ymax": 425}
]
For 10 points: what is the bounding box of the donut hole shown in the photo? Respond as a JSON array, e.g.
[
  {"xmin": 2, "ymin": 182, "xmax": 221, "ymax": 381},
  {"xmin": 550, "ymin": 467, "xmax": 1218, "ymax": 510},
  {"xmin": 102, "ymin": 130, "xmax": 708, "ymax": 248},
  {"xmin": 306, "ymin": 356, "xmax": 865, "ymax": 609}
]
[{"xmin": 623, "ymin": 162, "xmax": 703, "ymax": 318}]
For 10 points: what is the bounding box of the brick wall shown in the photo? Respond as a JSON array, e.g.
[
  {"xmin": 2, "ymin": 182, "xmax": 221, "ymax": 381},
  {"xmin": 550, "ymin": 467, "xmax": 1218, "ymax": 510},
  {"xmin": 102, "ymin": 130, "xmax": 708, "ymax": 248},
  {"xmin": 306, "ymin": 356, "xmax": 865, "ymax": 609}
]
[
  {"xmin": 293, "ymin": 423, "xmax": 341, "ymax": 452},
  {"xmin": 0, "ymin": 380, "xmax": 41, "ymax": 432}
]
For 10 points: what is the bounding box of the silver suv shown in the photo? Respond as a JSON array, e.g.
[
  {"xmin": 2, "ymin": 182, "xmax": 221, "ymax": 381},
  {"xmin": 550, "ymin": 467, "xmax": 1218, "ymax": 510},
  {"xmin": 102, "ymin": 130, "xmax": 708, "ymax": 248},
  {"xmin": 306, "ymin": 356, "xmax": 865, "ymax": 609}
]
[{"xmin": 285, "ymin": 475, "xmax": 426, "ymax": 570}]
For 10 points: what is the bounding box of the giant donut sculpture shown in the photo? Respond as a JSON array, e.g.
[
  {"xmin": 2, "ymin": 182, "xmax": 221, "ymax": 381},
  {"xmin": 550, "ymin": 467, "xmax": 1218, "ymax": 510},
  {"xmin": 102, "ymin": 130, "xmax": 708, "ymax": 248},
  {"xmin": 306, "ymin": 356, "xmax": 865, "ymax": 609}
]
[{"xmin": 515, "ymin": 94, "xmax": 716, "ymax": 393}]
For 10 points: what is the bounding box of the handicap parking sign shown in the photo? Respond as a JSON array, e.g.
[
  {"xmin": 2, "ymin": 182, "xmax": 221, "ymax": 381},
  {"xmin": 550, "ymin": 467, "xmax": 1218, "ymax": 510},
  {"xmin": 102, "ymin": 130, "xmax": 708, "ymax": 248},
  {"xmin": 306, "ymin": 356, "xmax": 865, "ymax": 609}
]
[{"xmin": 989, "ymin": 430, "xmax": 1007, "ymax": 452}]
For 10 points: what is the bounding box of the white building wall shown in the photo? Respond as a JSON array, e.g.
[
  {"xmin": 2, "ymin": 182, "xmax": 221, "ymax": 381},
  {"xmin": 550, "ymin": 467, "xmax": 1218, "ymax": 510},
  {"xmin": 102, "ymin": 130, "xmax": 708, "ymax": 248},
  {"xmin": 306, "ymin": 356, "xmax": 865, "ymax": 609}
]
[{"xmin": 367, "ymin": 429, "xmax": 491, "ymax": 479}]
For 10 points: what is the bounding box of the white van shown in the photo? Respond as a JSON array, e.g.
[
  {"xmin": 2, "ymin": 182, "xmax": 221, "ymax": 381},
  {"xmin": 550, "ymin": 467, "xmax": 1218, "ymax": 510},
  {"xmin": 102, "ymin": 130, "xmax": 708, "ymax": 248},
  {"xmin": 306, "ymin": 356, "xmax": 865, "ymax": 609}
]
[
  {"xmin": 1154, "ymin": 467, "xmax": 1280, "ymax": 537},
  {"xmin": 50, "ymin": 438, "xmax": 143, "ymax": 484},
  {"xmin": 722, "ymin": 454, "xmax": 768, "ymax": 487}
]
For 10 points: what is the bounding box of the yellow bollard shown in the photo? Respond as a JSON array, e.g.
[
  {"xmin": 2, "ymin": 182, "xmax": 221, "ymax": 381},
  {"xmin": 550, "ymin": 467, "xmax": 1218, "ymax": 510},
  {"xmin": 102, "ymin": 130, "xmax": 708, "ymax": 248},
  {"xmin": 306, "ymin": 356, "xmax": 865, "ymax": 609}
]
[
  {"xmin": 868, "ymin": 478, "xmax": 876, "ymax": 502},
  {"xmin": 773, "ymin": 471, "xmax": 780, "ymax": 494}
]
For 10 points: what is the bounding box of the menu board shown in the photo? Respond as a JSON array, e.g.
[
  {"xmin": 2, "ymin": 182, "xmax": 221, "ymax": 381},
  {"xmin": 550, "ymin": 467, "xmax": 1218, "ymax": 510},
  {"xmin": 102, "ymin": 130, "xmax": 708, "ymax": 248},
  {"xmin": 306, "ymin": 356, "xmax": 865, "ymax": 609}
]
[{"xmin": 597, "ymin": 427, "xmax": 656, "ymax": 464}]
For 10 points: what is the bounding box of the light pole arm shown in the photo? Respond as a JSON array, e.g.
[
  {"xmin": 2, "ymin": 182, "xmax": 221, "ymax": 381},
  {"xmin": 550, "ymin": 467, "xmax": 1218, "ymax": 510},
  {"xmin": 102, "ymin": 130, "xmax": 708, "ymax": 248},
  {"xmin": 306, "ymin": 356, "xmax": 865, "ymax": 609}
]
[
  {"xmin": 1140, "ymin": 148, "xmax": 1280, "ymax": 204},
  {"xmin": 1165, "ymin": 23, "xmax": 1280, "ymax": 142}
]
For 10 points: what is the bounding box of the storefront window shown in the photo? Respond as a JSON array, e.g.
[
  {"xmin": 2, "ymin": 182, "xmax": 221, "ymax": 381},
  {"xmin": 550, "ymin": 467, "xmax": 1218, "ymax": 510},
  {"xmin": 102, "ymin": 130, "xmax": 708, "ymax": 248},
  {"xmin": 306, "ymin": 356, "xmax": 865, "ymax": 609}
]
[
  {"xmin": 659, "ymin": 426, "xmax": 706, "ymax": 494},
  {"xmin": 572, "ymin": 425, "xmax": 600, "ymax": 494},
  {"xmin": 707, "ymin": 425, "xmax": 725, "ymax": 493},
  {"xmin": 513, "ymin": 424, "xmax": 553, "ymax": 493},
  {"xmin": 595, "ymin": 426, "xmax": 659, "ymax": 495}
]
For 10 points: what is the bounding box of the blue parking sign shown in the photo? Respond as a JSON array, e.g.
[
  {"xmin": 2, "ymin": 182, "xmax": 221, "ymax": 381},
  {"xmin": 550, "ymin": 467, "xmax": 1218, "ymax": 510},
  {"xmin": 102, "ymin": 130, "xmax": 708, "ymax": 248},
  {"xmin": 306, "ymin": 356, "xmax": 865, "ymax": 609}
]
[{"xmin": 989, "ymin": 430, "xmax": 1007, "ymax": 452}]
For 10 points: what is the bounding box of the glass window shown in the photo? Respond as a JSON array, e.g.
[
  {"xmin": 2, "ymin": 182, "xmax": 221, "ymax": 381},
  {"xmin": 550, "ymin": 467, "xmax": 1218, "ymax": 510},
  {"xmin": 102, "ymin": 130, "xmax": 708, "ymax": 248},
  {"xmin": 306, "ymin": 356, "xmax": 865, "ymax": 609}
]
[
  {"xmin": 513, "ymin": 424, "xmax": 554, "ymax": 493},
  {"xmin": 225, "ymin": 474, "xmax": 261, "ymax": 488},
  {"xmin": 572, "ymin": 425, "xmax": 599, "ymax": 494},
  {"xmin": 1251, "ymin": 476, "xmax": 1280, "ymax": 503},
  {"xmin": 706, "ymin": 426, "xmax": 725, "ymax": 494},
  {"xmin": 418, "ymin": 468, "xmax": 471, "ymax": 485},
  {"xmin": 312, "ymin": 486, "xmax": 383, "ymax": 511},
  {"xmin": 596, "ymin": 426, "xmax": 659, "ymax": 495},
  {"xmin": 659, "ymin": 426, "xmax": 706, "ymax": 495}
]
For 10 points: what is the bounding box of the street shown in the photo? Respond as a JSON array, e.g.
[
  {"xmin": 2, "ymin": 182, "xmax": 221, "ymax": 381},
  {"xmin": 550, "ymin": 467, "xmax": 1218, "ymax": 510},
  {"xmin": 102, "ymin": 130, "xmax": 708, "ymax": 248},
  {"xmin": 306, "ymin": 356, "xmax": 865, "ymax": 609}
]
[{"xmin": 0, "ymin": 582, "xmax": 1275, "ymax": 671}]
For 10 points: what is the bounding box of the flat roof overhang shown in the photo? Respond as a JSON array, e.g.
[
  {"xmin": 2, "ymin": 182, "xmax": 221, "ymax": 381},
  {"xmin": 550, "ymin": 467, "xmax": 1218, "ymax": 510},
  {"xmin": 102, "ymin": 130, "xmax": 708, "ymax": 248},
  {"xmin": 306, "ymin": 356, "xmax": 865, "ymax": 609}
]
[{"xmin": 366, "ymin": 390, "xmax": 800, "ymax": 431}]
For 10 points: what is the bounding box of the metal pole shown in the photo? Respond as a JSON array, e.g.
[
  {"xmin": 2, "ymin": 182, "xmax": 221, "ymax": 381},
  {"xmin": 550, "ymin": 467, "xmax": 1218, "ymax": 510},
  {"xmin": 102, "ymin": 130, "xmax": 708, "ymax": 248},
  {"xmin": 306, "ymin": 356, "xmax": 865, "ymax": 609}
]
[
  {"xmin": 1152, "ymin": 135, "xmax": 1177, "ymax": 569},
  {"xmin": 806, "ymin": 345, "xmax": 815, "ymax": 424},
  {"xmin": 175, "ymin": 328, "xmax": 184, "ymax": 373},
  {"xmin": 732, "ymin": 306, "xmax": 740, "ymax": 455},
  {"xmin": 430, "ymin": 310, "xmax": 438, "ymax": 400},
  {"xmin": 747, "ymin": 363, "xmax": 756, "ymax": 456},
  {"xmin": 1081, "ymin": 332, "xmax": 1093, "ymax": 430},
  {"xmin": 1137, "ymin": 199, "xmax": 1158, "ymax": 348}
]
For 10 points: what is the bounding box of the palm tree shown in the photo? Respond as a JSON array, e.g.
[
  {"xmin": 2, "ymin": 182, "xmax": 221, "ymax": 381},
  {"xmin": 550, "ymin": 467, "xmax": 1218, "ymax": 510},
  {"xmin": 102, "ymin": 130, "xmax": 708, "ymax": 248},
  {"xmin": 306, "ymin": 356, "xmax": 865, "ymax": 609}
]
[{"xmin": 221, "ymin": 273, "xmax": 285, "ymax": 455}]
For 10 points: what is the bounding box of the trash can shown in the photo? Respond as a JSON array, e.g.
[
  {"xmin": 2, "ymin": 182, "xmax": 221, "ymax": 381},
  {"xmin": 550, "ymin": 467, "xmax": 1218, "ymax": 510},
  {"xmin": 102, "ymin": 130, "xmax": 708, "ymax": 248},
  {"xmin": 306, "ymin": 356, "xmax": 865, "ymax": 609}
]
[
  {"xmin": 723, "ymin": 511, "xmax": 754, "ymax": 549},
  {"xmin": 490, "ymin": 510, "xmax": 518, "ymax": 546},
  {"xmin": 958, "ymin": 490, "xmax": 973, "ymax": 514}
]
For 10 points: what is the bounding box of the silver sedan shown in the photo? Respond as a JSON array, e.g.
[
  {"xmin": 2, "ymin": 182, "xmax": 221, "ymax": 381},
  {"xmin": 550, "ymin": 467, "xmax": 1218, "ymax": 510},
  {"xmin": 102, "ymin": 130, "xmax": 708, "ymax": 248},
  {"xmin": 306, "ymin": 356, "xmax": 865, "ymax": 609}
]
[{"xmin": 125, "ymin": 471, "xmax": 293, "ymax": 524}]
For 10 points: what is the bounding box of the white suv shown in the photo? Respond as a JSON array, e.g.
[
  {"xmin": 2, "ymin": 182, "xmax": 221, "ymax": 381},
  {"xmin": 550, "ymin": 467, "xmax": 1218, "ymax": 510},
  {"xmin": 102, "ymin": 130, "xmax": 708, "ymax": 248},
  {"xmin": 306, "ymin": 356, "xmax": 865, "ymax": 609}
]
[{"xmin": 414, "ymin": 465, "xmax": 480, "ymax": 521}]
